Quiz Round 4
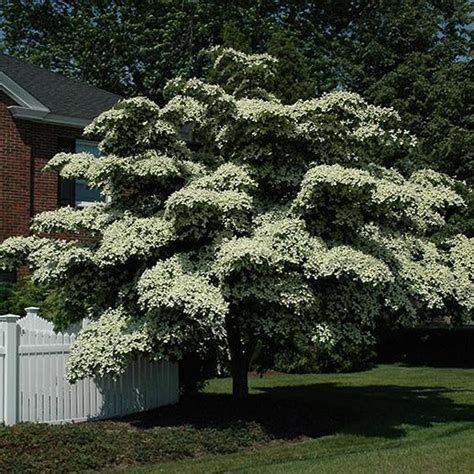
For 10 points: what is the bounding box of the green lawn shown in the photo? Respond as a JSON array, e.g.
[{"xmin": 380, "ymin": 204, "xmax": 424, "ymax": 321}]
[
  {"xmin": 128, "ymin": 364, "xmax": 474, "ymax": 473},
  {"xmin": 1, "ymin": 364, "xmax": 471, "ymax": 472}
]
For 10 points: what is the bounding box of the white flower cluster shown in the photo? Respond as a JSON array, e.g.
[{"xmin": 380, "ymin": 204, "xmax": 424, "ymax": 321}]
[
  {"xmin": 138, "ymin": 255, "xmax": 228, "ymax": 321},
  {"xmin": 0, "ymin": 236, "xmax": 52, "ymax": 270},
  {"xmin": 95, "ymin": 215, "xmax": 173, "ymax": 266},
  {"xmin": 165, "ymin": 164, "xmax": 255, "ymax": 237},
  {"xmin": 208, "ymin": 47, "xmax": 278, "ymax": 99},
  {"xmin": 66, "ymin": 307, "xmax": 153, "ymax": 381},
  {"xmin": 360, "ymin": 225, "xmax": 473, "ymax": 319},
  {"xmin": 31, "ymin": 204, "xmax": 110, "ymax": 235},
  {"xmin": 296, "ymin": 164, "xmax": 464, "ymax": 233},
  {"xmin": 310, "ymin": 323, "xmax": 335, "ymax": 347}
]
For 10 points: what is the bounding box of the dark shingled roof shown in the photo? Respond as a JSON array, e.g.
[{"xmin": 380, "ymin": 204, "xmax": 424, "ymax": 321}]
[{"xmin": 0, "ymin": 53, "xmax": 121, "ymax": 120}]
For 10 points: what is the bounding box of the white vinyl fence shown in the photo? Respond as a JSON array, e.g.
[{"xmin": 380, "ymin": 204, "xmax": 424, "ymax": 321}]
[{"xmin": 0, "ymin": 307, "xmax": 179, "ymax": 426}]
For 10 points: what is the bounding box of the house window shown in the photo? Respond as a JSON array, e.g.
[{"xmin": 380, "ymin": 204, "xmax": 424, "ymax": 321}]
[
  {"xmin": 74, "ymin": 140, "xmax": 104, "ymax": 207},
  {"xmin": 58, "ymin": 139, "xmax": 104, "ymax": 207}
]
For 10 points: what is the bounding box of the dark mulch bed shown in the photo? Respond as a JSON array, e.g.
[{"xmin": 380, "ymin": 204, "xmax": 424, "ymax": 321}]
[{"xmin": 97, "ymin": 393, "xmax": 339, "ymax": 438}]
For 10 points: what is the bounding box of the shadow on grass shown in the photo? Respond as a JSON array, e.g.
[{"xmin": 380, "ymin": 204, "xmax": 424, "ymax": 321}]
[
  {"xmin": 100, "ymin": 381, "xmax": 474, "ymax": 441},
  {"xmin": 255, "ymin": 383, "xmax": 474, "ymax": 438}
]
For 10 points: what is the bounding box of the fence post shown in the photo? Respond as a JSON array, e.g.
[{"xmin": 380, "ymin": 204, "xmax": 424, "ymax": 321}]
[
  {"xmin": 25, "ymin": 307, "xmax": 40, "ymax": 318},
  {"xmin": 0, "ymin": 315, "xmax": 20, "ymax": 426}
]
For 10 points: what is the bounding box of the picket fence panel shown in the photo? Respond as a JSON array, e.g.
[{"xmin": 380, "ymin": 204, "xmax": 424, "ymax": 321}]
[
  {"xmin": 0, "ymin": 327, "xmax": 5, "ymax": 424},
  {"xmin": 0, "ymin": 308, "xmax": 179, "ymax": 426}
]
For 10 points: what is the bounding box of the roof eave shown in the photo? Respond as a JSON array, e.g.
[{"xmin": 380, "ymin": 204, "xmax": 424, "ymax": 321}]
[
  {"xmin": 8, "ymin": 105, "xmax": 90, "ymax": 128},
  {"xmin": 0, "ymin": 71, "xmax": 50, "ymax": 112},
  {"xmin": 1, "ymin": 70, "xmax": 93, "ymax": 129}
]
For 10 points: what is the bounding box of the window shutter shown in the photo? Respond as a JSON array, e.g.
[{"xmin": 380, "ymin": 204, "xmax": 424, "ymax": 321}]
[
  {"xmin": 0, "ymin": 271, "xmax": 16, "ymax": 283},
  {"xmin": 57, "ymin": 138, "xmax": 76, "ymax": 207}
]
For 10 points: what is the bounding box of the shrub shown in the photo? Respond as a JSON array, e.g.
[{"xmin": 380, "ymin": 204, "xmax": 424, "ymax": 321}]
[
  {"xmin": 0, "ymin": 393, "xmax": 337, "ymax": 473},
  {"xmin": 0, "ymin": 282, "xmax": 15, "ymax": 314},
  {"xmin": 0, "ymin": 278, "xmax": 63, "ymax": 321},
  {"xmin": 258, "ymin": 332, "xmax": 374, "ymax": 374}
]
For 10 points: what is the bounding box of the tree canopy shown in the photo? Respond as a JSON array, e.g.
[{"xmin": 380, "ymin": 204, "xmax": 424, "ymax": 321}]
[
  {"xmin": 1, "ymin": 0, "xmax": 472, "ymax": 183},
  {"xmin": 1, "ymin": 48, "xmax": 472, "ymax": 397}
]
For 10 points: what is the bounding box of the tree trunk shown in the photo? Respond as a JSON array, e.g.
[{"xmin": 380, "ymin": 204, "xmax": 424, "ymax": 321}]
[
  {"xmin": 225, "ymin": 312, "xmax": 250, "ymax": 400},
  {"xmin": 231, "ymin": 360, "xmax": 249, "ymax": 399}
]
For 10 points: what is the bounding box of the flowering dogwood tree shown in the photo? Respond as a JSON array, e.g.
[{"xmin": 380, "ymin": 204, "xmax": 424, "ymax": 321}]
[{"xmin": 1, "ymin": 49, "xmax": 472, "ymax": 398}]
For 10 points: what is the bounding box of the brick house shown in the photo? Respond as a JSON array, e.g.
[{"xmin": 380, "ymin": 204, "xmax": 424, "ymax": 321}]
[{"xmin": 0, "ymin": 53, "xmax": 120, "ymax": 281}]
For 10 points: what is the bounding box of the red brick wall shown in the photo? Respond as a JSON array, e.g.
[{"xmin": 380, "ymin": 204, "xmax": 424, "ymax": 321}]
[
  {"xmin": 29, "ymin": 121, "xmax": 81, "ymax": 217},
  {"xmin": 0, "ymin": 91, "xmax": 31, "ymax": 241},
  {"xmin": 0, "ymin": 91, "xmax": 84, "ymax": 242}
]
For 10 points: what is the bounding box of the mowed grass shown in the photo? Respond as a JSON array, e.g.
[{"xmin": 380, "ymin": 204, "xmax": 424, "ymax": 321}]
[
  {"xmin": 128, "ymin": 364, "xmax": 474, "ymax": 473},
  {"xmin": 0, "ymin": 364, "xmax": 472, "ymax": 472}
]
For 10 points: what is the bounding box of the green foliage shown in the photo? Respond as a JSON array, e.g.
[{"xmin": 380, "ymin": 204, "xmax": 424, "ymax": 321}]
[
  {"xmin": 0, "ymin": 282, "xmax": 14, "ymax": 314},
  {"xmin": 1, "ymin": 1, "xmax": 471, "ymax": 184},
  {"xmin": 267, "ymin": 332, "xmax": 375, "ymax": 374},
  {"xmin": 339, "ymin": 0, "xmax": 473, "ymax": 183},
  {"xmin": 0, "ymin": 1, "xmax": 220, "ymax": 102},
  {"xmin": 0, "ymin": 278, "xmax": 63, "ymax": 319},
  {"xmin": 222, "ymin": 21, "xmax": 251, "ymax": 52},
  {"xmin": 0, "ymin": 47, "xmax": 471, "ymax": 394},
  {"xmin": 4, "ymin": 278, "xmax": 45, "ymax": 315},
  {"xmin": 266, "ymin": 27, "xmax": 315, "ymax": 103}
]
